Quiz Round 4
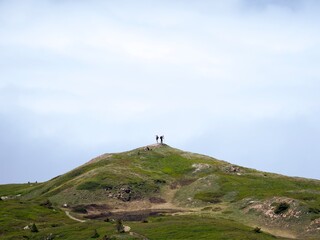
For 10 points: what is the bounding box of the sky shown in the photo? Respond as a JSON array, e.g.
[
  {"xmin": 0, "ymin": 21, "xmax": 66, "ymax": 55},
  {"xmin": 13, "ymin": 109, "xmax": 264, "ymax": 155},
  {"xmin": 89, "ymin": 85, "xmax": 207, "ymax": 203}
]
[{"xmin": 1, "ymin": 0, "xmax": 320, "ymax": 183}]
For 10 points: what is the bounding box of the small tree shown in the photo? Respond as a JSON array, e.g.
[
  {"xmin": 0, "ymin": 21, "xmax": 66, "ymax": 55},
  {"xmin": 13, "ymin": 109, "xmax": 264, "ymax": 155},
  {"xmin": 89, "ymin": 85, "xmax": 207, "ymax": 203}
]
[
  {"xmin": 30, "ymin": 223, "xmax": 38, "ymax": 233},
  {"xmin": 116, "ymin": 219, "xmax": 124, "ymax": 233}
]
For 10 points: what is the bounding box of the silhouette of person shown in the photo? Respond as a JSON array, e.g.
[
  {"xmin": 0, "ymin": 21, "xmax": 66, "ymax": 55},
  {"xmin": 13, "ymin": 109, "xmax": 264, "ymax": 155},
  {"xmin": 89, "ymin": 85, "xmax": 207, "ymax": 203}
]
[
  {"xmin": 156, "ymin": 135, "xmax": 159, "ymax": 143},
  {"xmin": 160, "ymin": 135, "xmax": 164, "ymax": 144}
]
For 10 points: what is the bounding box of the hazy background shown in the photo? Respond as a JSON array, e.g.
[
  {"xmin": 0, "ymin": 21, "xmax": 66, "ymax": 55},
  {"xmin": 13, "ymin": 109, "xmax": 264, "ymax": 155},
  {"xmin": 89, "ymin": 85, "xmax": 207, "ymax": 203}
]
[{"xmin": 1, "ymin": 0, "xmax": 320, "ymax": 183}]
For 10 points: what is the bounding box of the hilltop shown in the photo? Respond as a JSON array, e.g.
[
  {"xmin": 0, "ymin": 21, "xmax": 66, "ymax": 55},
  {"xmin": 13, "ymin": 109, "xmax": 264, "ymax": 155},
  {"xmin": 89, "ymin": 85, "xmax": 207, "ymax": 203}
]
[{"xmin": 1, "ymin": 144, "xmax": 320, "ymax": 239}]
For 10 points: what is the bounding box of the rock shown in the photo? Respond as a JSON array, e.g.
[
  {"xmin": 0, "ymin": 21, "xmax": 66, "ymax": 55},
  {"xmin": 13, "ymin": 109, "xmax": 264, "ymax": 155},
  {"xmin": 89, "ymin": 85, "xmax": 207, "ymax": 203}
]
[
  {"xmin": 124, "ymin": 225, "xmax": 131, "ymax": 232},
  {"xmin": 225, "ymin": 165, "xmax": 241, "ymax": 173},
  {"xmin": 44, "ymin": 233, "xmax": 54, "ymax": 240},
  {"xmin": 63, "ymin": 203, "xmax": 68, "ymax": 208},
  {"xmin": 23, "ymin": 225, "xmax": 30, "ymax": 230},
  {"xmin": 192, "ymin": 163, "xmax": 210, "ymax": 173}
]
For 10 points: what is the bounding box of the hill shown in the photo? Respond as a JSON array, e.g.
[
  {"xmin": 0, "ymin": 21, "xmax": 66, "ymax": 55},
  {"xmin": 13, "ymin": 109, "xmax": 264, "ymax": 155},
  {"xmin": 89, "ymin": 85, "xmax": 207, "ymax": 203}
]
[{"xmin": 1, "ymin": 144, "xmax": 320, "ymax": 239}]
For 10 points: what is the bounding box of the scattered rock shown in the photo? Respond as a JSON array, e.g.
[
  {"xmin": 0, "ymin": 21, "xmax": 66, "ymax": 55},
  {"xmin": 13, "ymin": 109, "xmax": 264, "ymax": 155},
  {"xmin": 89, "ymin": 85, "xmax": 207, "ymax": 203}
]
[
  {"xmin": 244, "ymin": 197, "xmax": 302, "ymax": 220},
  {"xmin": 44, "ymin": 233, "xmax": 54, "ymax": 240},
  {"xmin": 225, "ymin": 165, "xmax": 241, "ymax": 173},
  {"xmin": 192, "ymin": 163, "xmax": 210, "ymax": 173},
  {"xmin": 306, "ymin": 218, "xmax": 320, "ymax": 233}
]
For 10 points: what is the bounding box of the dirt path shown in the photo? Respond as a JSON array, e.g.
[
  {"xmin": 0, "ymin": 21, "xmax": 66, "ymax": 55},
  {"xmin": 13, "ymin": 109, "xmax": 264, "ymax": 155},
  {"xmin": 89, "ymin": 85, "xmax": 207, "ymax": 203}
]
[
  {"xmin": 65, "ymin": 211, "xmax": 86, "ymax": 223},
  {"xmin": 261, "ymin": 227, "xmax": 297, "ymax": 239}
]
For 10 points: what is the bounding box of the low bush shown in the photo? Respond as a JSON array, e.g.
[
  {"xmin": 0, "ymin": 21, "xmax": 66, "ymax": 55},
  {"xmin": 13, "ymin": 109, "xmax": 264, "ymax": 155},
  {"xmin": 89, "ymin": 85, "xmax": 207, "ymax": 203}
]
[
  {"xmin": 116, "ymin": 219, "xmax": 124, "ymax": 233},
  {"xmin": 308, "ymin": 207, "xmax": 320, "ymax": 214},
  {"xmin": 72, "ymin": 205, "xmax": 88, "ymax": 214},
  {"xmin": 274, "ymin": 202, "xmax": 290, "ymax": 214},
  {"xmin": 253, "ymin": 227, "xmax": 262, "ymax": 233},
  {"xmin": 30, "ymin": 223, "xmax": 38, "ymax": 233}
]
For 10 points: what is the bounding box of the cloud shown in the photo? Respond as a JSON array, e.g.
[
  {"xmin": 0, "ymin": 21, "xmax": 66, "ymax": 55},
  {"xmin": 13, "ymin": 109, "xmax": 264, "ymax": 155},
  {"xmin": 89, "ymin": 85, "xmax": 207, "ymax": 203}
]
[{"xmin": 1, "ymin": 0, "xmax": 320, "ymax": 182}]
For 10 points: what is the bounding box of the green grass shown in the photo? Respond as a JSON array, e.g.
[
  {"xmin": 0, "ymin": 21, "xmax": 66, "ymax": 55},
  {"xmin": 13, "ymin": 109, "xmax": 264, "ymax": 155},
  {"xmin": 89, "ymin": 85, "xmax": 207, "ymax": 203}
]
[
  {"xmin": 194, "ymin": 191, "xmax": 225, "ymax": 203},
  {"xmin": 0, "ymin": 183, "xmax": 38, "ymax": 196},
  {"xmin": 0, "ymin": 199, "xmax": 139, "ymax": 240},
  {"xmin": 216, "ymin": 172, "xmax": 320, "ymax": 203},
  {"xmin": 130, "ymin": 215, "xmax": 289, "ymax": 240},
  {"xmin": 76, "ymin": 181, "xmax": 102, "ymax": 191}
]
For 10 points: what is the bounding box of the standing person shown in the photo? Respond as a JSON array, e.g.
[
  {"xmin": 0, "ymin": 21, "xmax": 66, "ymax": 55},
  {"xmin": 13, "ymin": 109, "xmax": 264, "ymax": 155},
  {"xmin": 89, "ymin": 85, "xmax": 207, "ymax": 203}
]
[
  {"xmin": 160, "ymin": 135, "xmax": 164, "ymax": 144},
  {"xmin": 156, "ymin": 135, "xmax": 159, "ymax": 143}
]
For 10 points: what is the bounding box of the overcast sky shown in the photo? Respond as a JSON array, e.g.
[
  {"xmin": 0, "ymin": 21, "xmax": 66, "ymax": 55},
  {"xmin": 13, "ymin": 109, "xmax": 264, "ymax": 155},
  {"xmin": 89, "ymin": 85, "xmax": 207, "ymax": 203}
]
[{"xmin": 1, "ymin": 0, "xmax": 320, "ymax": 183}]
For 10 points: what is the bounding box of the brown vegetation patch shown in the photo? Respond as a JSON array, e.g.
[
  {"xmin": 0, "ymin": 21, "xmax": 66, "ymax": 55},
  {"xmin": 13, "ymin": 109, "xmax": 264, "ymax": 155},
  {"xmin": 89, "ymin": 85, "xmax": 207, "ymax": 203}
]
[
  {"xmin": 149, "ymin": 197, "xmax": 166, "ymax": 204},
  {"xmin": 72, "ymin": 204, "xmax": 111, "ymax": 214},
  {"xmin": 85, "ymin": 209, "xmax": 182, "ymax": 221}
]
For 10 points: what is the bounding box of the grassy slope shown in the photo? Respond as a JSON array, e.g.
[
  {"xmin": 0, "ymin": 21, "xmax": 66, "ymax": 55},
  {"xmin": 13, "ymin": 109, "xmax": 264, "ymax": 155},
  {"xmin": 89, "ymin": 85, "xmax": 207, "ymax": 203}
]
[
  {"xmin": 0, "ymin": 198, "xmax": 288, "ymax": 240},
  {"xmin": 1, "ymin": 144, "xmax": 320, "ymax": 239}
]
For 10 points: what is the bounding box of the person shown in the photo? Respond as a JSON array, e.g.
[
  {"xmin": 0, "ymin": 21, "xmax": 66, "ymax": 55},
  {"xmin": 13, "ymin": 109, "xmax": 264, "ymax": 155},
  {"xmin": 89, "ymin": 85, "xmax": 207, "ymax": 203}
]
[
  {"xmin": 160, "ymin": 135, "xmax": 164, "ymax": 144},
  {"xmin": 156, "ymin": 135, "xmax": 159, "ymax": 143}
]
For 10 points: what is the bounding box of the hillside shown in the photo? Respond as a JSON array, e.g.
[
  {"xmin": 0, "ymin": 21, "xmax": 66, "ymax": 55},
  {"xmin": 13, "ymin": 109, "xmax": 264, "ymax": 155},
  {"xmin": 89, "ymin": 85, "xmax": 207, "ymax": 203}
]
[{"xmin": 1, "ymin": 144, "xmax": 320, "ymax": 239}]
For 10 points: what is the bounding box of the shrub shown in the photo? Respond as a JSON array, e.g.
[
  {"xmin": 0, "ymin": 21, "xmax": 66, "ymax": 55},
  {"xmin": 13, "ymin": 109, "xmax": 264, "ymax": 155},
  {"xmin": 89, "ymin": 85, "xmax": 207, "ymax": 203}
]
[
  {"xmin": 72, "ymin": 205, "xmax": 88, "ymax": 214},
  {"xmin": 101, "ymin": 236, "xmax": 111, "ymax": 240},
  {"xmin": 308, "ymin": 207, "xmax": 320, "ymax": 214},
  {"xmin": 153, "ymin": 179, "xmax": 166, "ymax": 184},
  {"xmin": 253, "ymin": 227, "xmax": 262, "ymax": 233},
  {"xmin": 116, "ymin": 219, "xmax": 124, "ymax": 233},
  {"xmin": 40, "ymin": 199, "xmax": 53, "ymax": 209},
  {"xmin": 274, "ymin": 202, "xmax": 290, "ymax": 214},
  {"xmin": 30, "ymin": 223, "xmax": 38, "ymax": 233}
]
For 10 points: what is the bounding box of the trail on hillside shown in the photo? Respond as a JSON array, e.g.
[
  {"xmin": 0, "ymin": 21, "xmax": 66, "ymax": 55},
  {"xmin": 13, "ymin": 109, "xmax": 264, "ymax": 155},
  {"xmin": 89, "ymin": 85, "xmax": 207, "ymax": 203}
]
[
  {"xmin": 261, "ymin": 227, "xmax": 297, "ymax": 239},
  {"xmin": 65, "ymin": 211, "xmax": 86, "ymax": 223}
]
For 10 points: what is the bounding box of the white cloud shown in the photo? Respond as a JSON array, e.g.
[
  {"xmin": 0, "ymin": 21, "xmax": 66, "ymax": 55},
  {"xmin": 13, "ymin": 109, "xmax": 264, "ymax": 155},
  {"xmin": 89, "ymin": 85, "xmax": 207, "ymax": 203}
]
[{"xmin": 1, "ymin": 0, "xmax": 320, "ymax": 182}]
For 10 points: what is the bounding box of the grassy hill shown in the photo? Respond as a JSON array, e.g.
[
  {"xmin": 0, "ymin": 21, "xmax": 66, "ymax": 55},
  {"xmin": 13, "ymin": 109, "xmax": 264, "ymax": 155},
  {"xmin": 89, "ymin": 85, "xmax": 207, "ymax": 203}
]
[{"xmin": 1, "ymin": 144, "xmax": 320, "ymax": 239}]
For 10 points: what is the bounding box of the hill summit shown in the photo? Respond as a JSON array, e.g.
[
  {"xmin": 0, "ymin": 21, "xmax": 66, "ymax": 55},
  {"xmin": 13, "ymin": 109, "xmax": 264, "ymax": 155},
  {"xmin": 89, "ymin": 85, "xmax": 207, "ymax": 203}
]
[{"xmin": 1, "ymin": 144, "xmax": 320, "ymax": 239}]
